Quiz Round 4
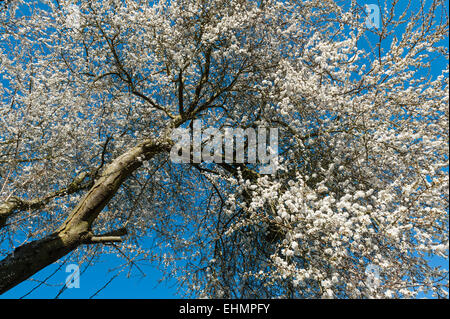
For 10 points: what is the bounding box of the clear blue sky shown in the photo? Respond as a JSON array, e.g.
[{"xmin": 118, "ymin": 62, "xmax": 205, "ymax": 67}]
[{"xmin": 1, "ymin": 251, "xmax": 179, "ymax": 298}]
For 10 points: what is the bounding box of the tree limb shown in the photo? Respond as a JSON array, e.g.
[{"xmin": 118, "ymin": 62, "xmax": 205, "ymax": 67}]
[{"xmin": 0, "ymin": 137, "xmax": 172, "ymax": 294}]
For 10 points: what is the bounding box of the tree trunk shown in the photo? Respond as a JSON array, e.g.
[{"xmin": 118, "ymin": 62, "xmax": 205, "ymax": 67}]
[
  {"xmin": 0, "ymin": 138, "xmax": 171, "ymax": 294},
  {"xmin": 0, "ymin": 231, "xmax": 83, "ymax": 293}
]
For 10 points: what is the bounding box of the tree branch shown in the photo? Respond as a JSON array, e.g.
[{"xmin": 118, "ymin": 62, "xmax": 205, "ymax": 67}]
[
  {"xmin": 0, "ymin": 137, "xmax": 172, "ymax": 294},
  {"xmin": 0, "ymin": 171, "xmax": 91, "ymax": 230}
]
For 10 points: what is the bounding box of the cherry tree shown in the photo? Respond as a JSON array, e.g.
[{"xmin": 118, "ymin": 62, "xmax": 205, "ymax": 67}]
[{"xmin": 0, "ymin": 0, "xmax": 448, "ymax": 298}]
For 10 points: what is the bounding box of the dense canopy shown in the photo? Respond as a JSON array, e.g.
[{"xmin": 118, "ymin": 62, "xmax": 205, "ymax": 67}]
[{"xmin": 0, "ymin": 0, "xmax": 448, "ymax": 298}]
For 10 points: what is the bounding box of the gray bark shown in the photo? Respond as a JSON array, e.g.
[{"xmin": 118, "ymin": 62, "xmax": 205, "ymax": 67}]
[{"xmin": 0, "ymin": 138, "xmax": 171, "ymax": 294}]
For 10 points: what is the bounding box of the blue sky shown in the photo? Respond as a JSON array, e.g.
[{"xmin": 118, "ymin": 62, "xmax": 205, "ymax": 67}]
[{"xmin": 1, "ymin": 252, "xmax": 179, "ymax": 298}]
